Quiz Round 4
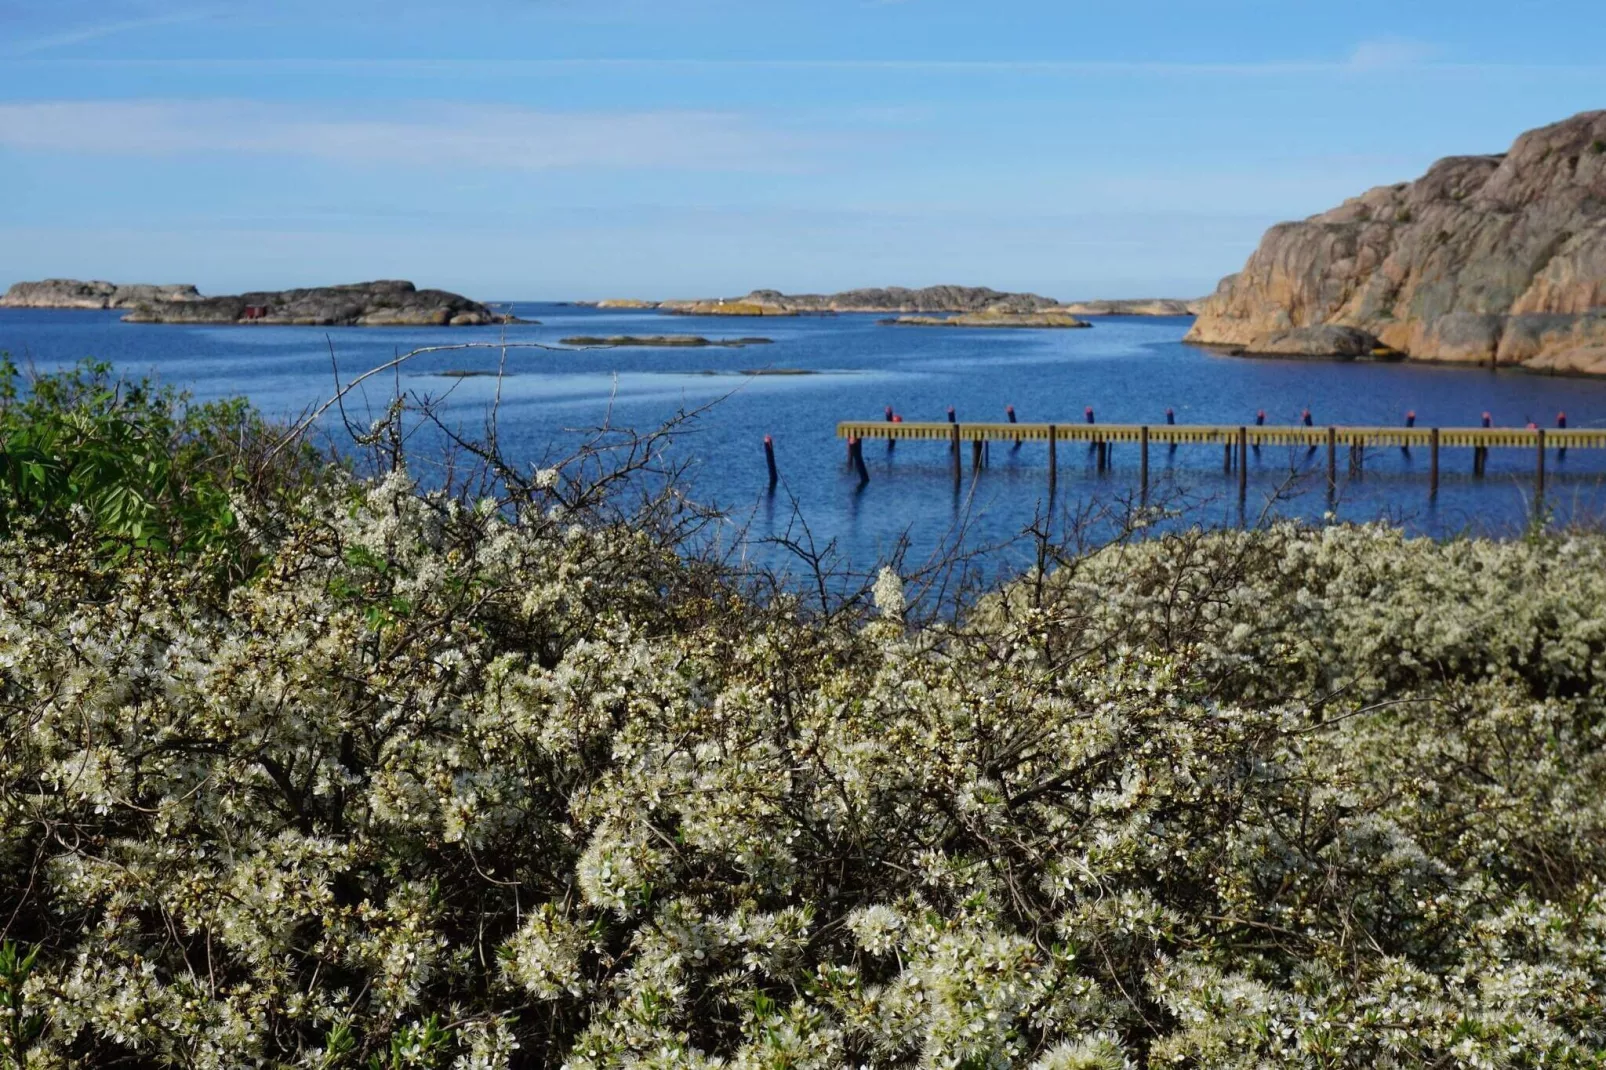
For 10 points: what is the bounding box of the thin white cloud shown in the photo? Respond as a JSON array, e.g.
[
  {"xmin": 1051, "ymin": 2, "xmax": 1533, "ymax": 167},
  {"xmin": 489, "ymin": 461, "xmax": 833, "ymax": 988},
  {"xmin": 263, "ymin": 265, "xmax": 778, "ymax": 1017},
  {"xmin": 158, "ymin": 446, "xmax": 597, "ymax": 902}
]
[
  {"xmin": 0, "ymin": 99, "xmax": 808, "ymax": 172},
  {"xmin": 1347, "ymin": 37, "xmax": 1441, "ymax": 71},
  {"xmin": 3, "ymin": 7, "xmax": 221, "ymax": 57},
  {"xmin": 13, "ymin": 56, "xmax": 1603, "ymax": 77}
]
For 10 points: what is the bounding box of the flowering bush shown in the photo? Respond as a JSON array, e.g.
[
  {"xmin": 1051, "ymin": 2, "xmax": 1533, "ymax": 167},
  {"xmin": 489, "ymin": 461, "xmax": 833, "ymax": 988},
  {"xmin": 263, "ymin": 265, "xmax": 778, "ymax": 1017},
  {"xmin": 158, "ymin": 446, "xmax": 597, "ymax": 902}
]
[{"xmin": 1, "ymin": 392, "xmax": 1605, "ymax": 1066}]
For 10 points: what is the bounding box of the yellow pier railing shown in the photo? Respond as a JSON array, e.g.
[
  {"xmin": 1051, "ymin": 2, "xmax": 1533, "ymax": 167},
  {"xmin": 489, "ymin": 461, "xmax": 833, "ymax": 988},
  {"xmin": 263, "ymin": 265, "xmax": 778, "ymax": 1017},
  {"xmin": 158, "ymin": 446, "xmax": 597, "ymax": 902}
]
[{"xmin": 834, "ymin": 420, "xmax": 1591, "ymax": 498}]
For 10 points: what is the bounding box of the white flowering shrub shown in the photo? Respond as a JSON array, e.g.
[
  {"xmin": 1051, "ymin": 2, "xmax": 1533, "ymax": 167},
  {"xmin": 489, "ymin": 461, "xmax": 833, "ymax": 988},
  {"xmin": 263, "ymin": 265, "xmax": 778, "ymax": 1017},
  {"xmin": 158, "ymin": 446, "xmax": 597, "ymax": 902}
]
[{"xmin": 2, "ymin": 450, "xmax": 1606, "ymax": 1066}]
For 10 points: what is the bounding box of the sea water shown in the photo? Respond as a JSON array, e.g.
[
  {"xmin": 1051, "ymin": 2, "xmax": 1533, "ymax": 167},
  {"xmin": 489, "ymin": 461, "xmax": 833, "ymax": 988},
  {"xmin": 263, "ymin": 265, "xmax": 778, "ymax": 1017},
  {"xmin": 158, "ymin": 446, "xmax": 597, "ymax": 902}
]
[{"xmin": 7, "ymin": 302, "xmax": 1606, "ymax": 574}]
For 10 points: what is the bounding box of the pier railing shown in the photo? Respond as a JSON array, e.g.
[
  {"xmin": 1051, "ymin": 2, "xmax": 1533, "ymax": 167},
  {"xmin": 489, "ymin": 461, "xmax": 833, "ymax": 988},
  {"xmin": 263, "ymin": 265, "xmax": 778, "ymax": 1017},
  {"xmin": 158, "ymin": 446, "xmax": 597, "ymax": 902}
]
[{"xmin": 834, "ymin": 420, "xmax": 1593, "ymax": 499}]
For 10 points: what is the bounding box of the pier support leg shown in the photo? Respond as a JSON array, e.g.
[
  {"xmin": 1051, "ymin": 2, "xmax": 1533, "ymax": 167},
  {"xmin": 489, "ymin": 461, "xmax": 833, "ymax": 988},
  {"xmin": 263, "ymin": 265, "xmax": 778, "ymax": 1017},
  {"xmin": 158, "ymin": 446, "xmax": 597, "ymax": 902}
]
[
  {"xmin": 971, "ymin": 439, "xmax": 984, "ymax": 474},
  {"xmin": 1140, "ymin": 425, "xmax": 1150, "ymax": 503},
  {"xmin": 1537, "ymin": 428, "xmax": 1547, "ymax": 505},
  {"xmin": 1429, "ymin": 428, "xmax": 1439, "ymax": 498},
  {"xmin": 1047, "ymin": 426, "xmax": 1058, "ymax": 500},
  {"xmin": 1237, "ymin": 426, "xmax": 1248, "ymax": 505},
  {"xmin": 850, "ymin": 438, "xmax": 870, "ymax": 486},
  {"xmin": 1326, "ymin": 428, "xmax": 1337, "ymax": 499}
]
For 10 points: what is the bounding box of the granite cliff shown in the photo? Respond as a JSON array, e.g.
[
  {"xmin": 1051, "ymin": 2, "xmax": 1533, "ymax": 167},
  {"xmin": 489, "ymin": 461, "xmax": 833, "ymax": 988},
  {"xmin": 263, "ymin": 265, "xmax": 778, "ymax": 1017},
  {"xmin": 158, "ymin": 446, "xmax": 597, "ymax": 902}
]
[
  {"xmin": 120, "ymin": 281, "xmax": 505, "ymax": 326},
  {"xmin": 1186, "ymin": 110, "xmax": 1606, "ymax": 373},
  {"xmin": 2, "ymin": 280, "xmax": 202, "ymax": 309}
]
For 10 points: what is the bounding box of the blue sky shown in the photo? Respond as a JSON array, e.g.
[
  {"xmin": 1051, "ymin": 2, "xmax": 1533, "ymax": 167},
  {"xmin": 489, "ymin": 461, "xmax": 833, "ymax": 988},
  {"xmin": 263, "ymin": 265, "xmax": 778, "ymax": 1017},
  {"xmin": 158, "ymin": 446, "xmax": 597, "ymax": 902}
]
[{"xmin": 0, "ymin": 0, "xmax": 1600, "ymax": 300}]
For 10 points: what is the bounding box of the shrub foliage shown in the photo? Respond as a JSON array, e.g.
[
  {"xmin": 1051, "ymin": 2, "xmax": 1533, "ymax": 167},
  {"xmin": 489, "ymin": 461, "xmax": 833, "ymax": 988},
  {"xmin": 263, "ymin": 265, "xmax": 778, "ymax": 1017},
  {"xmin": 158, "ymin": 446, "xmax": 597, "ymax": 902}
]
[{"xmin": 1, "ymin": 371, "xmax": 1604, "ymax": 1068}]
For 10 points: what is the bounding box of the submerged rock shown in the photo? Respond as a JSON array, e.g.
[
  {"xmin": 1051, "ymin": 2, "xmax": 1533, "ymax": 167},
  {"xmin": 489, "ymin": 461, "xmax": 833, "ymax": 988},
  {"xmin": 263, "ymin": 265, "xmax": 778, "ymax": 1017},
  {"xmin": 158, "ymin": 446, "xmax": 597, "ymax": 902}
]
[
  {"xmin": 560, "ymin": 335, "xmax": 772, "ymax": 347},
  {"xmin": 2, "ymin": 279, "xmax": 202, "ymax": 309},
  {"xmin": 1187, "ymin": 110, "xmax": 1606, "ymax": 374}
]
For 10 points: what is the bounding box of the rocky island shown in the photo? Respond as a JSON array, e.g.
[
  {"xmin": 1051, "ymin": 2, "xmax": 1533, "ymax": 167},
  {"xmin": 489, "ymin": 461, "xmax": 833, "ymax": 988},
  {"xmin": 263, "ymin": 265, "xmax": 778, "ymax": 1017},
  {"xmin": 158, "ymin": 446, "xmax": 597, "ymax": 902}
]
[
  {"xmin": 2, "ymin": 280, "xmax": 202, "ymax": 309},
  {"xmin": 1186, "ymin": 110, "xmax": 1606, "ymax": 374},
  {"xmin": 642, "ymin": 286, "xmax": 1064, "ymax": 316},
  {"xmin": 1058, "ymin": 298, "xmax": 1203, "ymax": 317},
  {"xmin": 118, "ymin": 280, "xmax": 510, "ymax": 327},
  {"xmin": 887, "ymin": 311, "xmax": 1091, "ymax": 328}
]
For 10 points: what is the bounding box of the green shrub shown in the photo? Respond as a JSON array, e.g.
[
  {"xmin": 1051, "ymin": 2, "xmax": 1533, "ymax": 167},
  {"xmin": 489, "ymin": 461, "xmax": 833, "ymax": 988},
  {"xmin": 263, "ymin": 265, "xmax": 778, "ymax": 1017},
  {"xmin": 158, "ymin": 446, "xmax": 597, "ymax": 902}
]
[{"xmin": 0, "ymin": 358, "xmax": 330, "ymax": 577}]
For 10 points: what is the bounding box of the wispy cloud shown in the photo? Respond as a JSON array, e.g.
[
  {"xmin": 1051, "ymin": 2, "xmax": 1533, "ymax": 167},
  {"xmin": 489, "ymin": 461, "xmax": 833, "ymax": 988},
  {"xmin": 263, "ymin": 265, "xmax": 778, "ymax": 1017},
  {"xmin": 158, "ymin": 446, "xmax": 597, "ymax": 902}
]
[
  {"xmin": 1347, "ymin": 37, "xmax": 1441, "ymax": 71},
  {"xmin": 0, "ymin": 99, "xmax": 809, "ymax": 172},
  {"xmin": 2, "ymin": 6, "xmax": 221, "ymax": 58},
  {"xmin": 13, "ymin": 55, "xmax": 1602, "ymax": 77}
]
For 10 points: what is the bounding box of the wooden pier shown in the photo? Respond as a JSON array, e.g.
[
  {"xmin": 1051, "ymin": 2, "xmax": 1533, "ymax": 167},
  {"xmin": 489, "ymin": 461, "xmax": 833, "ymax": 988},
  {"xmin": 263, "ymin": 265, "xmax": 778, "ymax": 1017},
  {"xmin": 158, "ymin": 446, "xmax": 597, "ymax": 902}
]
[{"xmin": 835, "ymin": 419, "xmax": 1604, "ymax": 501}]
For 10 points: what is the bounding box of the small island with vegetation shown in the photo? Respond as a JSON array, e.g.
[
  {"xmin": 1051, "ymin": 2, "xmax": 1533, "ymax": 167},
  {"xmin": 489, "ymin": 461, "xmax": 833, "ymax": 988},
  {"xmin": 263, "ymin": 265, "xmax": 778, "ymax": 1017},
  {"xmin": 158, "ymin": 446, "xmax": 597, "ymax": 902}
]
[{"xmin": 559, "ymin": 334, "xmax": 773, "ymax": 348}]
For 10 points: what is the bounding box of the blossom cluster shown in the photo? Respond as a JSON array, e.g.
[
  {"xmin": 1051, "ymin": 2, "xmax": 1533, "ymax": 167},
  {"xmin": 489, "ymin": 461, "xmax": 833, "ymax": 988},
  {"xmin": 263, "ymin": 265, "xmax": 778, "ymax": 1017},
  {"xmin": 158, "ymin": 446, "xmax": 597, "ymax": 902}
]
[{"xmin": 2, "ymin": 470, "xmax": 1604, "ymax": 1068}]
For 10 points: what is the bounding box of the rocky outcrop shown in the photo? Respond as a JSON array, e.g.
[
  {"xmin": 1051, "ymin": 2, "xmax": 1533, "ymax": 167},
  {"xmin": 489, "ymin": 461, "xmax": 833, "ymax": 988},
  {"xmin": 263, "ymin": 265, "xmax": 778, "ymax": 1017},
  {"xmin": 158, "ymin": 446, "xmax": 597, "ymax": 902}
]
[
  {"xmin": 658, "ymin": 286, "xmax": 1064, "ymax": 315},
  {"xmin": 2, "ymin": 280, "xmax": 202, "ymax": 309},
  {"xmin": 1186, "ymin": 110, "xmax": 1606, "ymax": 373},
  {"xmin": 886, "ymin": 311, "xmax": 1091, "ymax": 328},
  {"xmin": 659, "ymin": 300, "xmax": 800, "ymax": 317},
  {"xmin": 1058, "ymin": 298, "xmax": 1204, "ymax": 316},
  {"xmin": 121, "ymin": 281, "xmax": 506, "ymax": 327},
  {"xmin": 594, "ymin": 299, "xmax": 660, "ymax": 309}
]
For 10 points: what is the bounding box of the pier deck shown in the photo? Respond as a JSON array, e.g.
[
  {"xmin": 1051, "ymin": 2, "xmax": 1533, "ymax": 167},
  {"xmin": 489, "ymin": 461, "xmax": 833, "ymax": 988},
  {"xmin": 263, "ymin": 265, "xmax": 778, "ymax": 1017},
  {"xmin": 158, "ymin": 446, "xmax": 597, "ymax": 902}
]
[{"xmin": 834, "ymin": 420, "xmax": 1595, "ymax": 499}]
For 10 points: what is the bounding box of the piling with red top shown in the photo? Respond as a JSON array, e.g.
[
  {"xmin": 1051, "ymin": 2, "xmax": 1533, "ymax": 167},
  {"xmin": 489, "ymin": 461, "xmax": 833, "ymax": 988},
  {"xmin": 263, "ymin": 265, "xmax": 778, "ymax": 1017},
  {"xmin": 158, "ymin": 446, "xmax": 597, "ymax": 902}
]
[
  {"xmin": 1165, "ymin": 407, "xmax": 1175, "ymax": 425},
  {"xmin": 1405, "ymin": 411, "xmax": 1416, "ymax": 427},
  {"xmin": 764, "ymin": 435, "xmax": 778, "ymax": 489},
  {"xmin": 1008, "ymin": 405, "xmax": 1021, "ymax": 450},
  {"xmin": 1302, "ymin": 408, "xmax": 1313, "ymax": 427},
  {"xmin": 1558, "ymin": 412, "xmax": 1568, "ymax": 460}
]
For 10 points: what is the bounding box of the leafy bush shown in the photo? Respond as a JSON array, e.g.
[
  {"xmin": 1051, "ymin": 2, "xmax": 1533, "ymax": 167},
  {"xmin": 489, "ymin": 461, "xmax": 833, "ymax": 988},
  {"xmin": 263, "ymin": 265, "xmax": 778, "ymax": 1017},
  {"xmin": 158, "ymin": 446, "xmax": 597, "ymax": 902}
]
[{"xmin": 0, "ymin": 359, "xmax": 329, "ymax": 577}]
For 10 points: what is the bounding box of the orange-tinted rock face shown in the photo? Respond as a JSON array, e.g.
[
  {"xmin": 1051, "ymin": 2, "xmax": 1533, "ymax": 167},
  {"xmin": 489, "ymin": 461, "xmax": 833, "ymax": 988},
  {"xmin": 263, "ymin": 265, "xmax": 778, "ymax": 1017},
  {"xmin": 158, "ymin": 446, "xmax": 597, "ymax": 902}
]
[{"xmin": 1187, "ymin": 111, "xmax": 1606, "ymax": 375}]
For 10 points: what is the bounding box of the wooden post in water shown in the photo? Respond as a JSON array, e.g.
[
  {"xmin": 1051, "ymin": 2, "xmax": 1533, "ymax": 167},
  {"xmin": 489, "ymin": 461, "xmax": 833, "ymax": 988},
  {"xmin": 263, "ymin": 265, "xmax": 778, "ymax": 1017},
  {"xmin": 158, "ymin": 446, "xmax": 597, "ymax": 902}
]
[
  {"xmin": 1429, "ymin": 428, "xmax": 1439, "ymax": 498},
  {"xmin": 1047, "ymin": 425, "xmax": 1058, "ymax": 499},
  {"xmin": 1139, "ymin": 425, "xmax": 1150, "ymax": 501},
  {"xmin": 764, "ymin": 435, "xmax": 778, "ymax": 490},
  {"xmin": 1223, "ymin": 442, "xmax": 1232, "ymax": 473},
  {"xmin": 1237, "ymin": 426, "xmax": 1248, "ymax": 504},
  {"xmin": 1537, "ymin": 427, "xmax": 1547, "ymax": 501},
  {"xmin": 850, "ymin": 437, "xmax": 870, "ymax": 486},
  {"xmin": 971, "ymin": 439, "xmax": 984, "ymax": 474},
  {"xmin": 950, "ymin": 423, "xmax": 961, "ymax": 487},
  {"xmin": 1326, "ymin": 427, "xmax": 1337, "ymax": 497}
]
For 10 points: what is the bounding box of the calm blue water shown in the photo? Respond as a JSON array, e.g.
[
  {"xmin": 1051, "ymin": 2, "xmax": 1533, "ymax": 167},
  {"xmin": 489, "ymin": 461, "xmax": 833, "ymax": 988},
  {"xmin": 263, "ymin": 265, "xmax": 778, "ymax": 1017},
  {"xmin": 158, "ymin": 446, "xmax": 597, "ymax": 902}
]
[{"xmin": 7, "ymin": 302, "xmax": 1606, "ymax": 571}]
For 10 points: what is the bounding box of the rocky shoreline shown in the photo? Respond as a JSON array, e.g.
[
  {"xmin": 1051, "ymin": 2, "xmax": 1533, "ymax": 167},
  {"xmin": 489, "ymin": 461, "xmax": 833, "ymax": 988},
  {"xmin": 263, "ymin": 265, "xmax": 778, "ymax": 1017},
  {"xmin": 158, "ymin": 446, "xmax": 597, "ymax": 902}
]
[{"xmin": 1186, "ymin": 110, "xmax": 1606, "ymax": 375}]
